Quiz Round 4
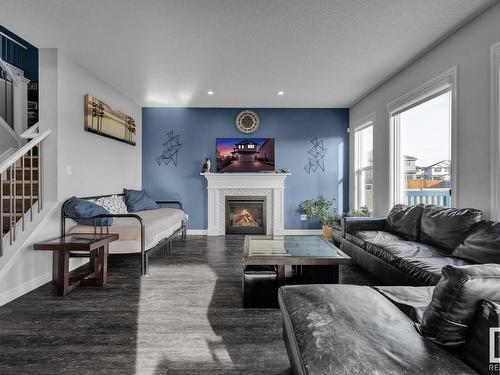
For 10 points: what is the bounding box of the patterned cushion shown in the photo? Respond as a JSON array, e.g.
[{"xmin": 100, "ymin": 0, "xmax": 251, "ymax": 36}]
[{"xmin": 94, "ymin": 195, "xmax": 128, "ymax": 214}]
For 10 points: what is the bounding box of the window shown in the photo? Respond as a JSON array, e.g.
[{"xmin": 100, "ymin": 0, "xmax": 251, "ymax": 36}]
[
  {"xmin": 391, "ymin": 90, "xmax": 452, "ymax": 207},
  {"xmin": 388, "ymin": 68, "xmax": 456, "ymax": 209},
  {"xmin": 354, "ymin": 123, "xmax": 373, "ymax": 212}
]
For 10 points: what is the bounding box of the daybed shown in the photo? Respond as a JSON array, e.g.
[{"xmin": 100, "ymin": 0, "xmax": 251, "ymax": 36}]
[{"xmin": 61, "ymin": 193, "xmax": 187, "ymax": 275}]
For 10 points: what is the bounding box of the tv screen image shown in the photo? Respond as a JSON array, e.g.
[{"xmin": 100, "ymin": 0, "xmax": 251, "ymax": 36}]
[{"xmin": 216, "ymin": 138, "xmax": 275, "ymax": 173}]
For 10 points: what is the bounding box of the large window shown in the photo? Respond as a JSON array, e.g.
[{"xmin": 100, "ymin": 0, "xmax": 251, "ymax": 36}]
[
  {"xmin": 392, "ymin": 91, "xmax": 452, "ymax": 207},
  {"xmin": 354, "ymin": 123, "xmax": 373, "ymax": 212}
]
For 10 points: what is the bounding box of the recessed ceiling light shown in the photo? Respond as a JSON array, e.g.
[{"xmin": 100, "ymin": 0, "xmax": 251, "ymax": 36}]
[
  {"xmin": 207, "ymin": 91, "xmax": 214, "ymax": 95},
  {"xmin": 277, "ymin": 91, "xmax": 284, "ymax": 96}
]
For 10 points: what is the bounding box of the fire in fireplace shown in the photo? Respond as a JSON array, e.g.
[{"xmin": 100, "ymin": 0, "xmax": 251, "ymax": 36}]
[{"xmin": 225, "ymin": 196, "xmax": 266, "ymax": 235}]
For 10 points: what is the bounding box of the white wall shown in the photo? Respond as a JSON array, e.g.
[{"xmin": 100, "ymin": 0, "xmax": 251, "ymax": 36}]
[
  {"xmin": 350, "ymin": 3, "xmax": 500, "ymax": 218},
  {"xmin": 0, "ymin": 49, "xmax": 142, "ymax": 305},
  {"xmin": 57, "ymin": 51, "xmax": 142, "ymax": 198}
]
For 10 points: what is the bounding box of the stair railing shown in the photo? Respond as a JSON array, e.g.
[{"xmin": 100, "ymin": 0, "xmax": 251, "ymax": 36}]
[{"xmin": 0, "ymin": 123, "xmax": 50, "ymax": 256}]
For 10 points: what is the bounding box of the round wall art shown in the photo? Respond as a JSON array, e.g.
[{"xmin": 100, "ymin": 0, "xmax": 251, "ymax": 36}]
[{"xmin": 235, "ymin": 110, "xmax": 260, "ymax": 134}]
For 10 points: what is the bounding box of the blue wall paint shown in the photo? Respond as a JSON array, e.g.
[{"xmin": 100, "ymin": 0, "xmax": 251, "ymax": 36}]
[
  {"xmin": 142, "ymin": 108, "xmax": 349, "ymax": 229},
  {"xmin": 0, "ymin": 25, "xmax": 38, "ymax": 82}
]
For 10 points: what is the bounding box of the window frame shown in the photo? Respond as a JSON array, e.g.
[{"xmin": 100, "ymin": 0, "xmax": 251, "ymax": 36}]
[
  {"xmin": 351, "ymin": 113, "xmax": 375, "ymax": 211},
  {"xmin": 387, "ymin": 67, "xmax": 458, "ymax": 209},
  {"xmin": 491, "ymin": 42, "xmax": 500, "ymax": 221}
]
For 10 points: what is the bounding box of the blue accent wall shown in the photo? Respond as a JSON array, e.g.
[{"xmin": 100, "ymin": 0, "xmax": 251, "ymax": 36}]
[
  {"xmin": 0, "ymin": 25, "xmax": 38, "ymax": 82},
  {"xmin": 142, "ymin": 108, "xmax": 349, "ymax": 230}
]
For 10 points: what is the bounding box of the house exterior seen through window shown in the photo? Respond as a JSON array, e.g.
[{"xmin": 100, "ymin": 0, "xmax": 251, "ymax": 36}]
[{"xmin": 395, "ymin": 91, "xmax": 452, "ymax": 207}]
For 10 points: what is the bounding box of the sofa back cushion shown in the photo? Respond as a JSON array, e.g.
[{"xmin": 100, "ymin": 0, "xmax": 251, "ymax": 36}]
[
  {"xmin": 459, "ymin": 300, "xmax": 500, "ymax": 375},
  {"xmin": 417, "ymin": 264, "xmax": 500, "ymax": 346},
  {"xmin": 64, "ymin": 196, "xmax": 113, "ymax": 226},
  {"xmin": 451, "ymin": 221, "xmax": 500, "ymax": 264},
  {"xmin": 420, "ymin": 206, "xmax": 482, "ymax": 252},
  {"xmin": 386, "ymin": 204, "xmax": 424, "ymax": 241},
  {"xmin": 123, "ymin": 189, "xmax": 159, "ymax": 212}
]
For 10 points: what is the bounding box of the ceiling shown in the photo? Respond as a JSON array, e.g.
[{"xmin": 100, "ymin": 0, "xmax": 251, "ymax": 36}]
[{"xmin": 0, "ymin": 0, "xmax": 497, "ymax": 107}]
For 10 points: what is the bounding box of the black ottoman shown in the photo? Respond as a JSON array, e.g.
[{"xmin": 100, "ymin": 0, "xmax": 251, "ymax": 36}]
[{"xmin": 242, "ymin": 265, "xmax": 278, "ymax": 308}]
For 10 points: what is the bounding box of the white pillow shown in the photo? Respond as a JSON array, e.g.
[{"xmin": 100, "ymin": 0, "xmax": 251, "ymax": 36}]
[{"xmin": 94, "ymin": 195, "xmax": 128, "ymax": 214}]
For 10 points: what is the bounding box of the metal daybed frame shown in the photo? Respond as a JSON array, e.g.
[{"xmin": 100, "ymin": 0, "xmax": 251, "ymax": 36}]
[{"xmin": 61, "ymin": 193, "xmax": 187, "ymax": 276}]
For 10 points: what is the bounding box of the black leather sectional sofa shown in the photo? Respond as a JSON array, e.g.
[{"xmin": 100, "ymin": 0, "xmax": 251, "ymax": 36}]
[
  {"xmin": 279, "ymin": 204, "xmax": 500, "ymax": 375},
  {"xmin": 341, "ymin": 204, "xmax": 487, "ymax": 285}
]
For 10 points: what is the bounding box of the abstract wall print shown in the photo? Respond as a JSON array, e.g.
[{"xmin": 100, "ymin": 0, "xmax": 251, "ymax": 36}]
[
  {"xmin": 156, "ymin": 131, "xmax": 182, "ymax": 167},
  {"xmin": 84, "ymin": 95, "xmax": 136, "ymax": 145},
  {"xmin": 304, "ymin": 137, "xmax": 327, "ymax": 174}
]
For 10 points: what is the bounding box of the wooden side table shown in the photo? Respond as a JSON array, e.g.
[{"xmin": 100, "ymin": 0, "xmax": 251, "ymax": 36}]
[{"xmin": 34, "ymin": 233, "xmax": 118, "ymax": 296}]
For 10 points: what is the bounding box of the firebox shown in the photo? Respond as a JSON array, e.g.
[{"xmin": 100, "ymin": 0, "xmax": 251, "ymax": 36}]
[{"xmin": 225, "ymin": 196, "xmax": 266, "ymax": 235}]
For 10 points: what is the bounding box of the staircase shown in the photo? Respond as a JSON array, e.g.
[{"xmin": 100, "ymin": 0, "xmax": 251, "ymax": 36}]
[
  {"xmin": 1, "ymin": 151, "xmax": 39, "ymax": 236},
  {"xmin": 0, "ymin": 53, "xmax": 48, "ymax": 257},
  {"xmin": 0, "ymin": 125, "xmax": 48, "ymax": 256}
]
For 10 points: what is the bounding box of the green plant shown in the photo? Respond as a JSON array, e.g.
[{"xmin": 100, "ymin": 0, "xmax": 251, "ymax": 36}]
[
  {"xmin": 344, "ymin": 206, "xmax": 371, "ymax": 217},
  {"xmin": 298, "ymin": 196, "xmax": 338, "ymax": 226}
]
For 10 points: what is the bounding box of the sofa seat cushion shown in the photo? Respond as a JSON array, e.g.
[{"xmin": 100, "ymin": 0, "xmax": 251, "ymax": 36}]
[
  {"xmin": 278, "ymin": 284, "xmax": 475, "ymax": 375},
  {"xmin": 373, "ymin": 286, "xmax": 435, "ymax": 323},
  {"xmin": 346, "ymin": 230, "xmax": 403, "ymax": 249},
  {"xmin": 398, "ymin": 257, "xmax": 472, "ymax": 286},
  {"xmin": 69, "ymin": 208, "xmax": 186, "ymax": 253},
  {"xmin": 365, "ymin": 238, "xmax": 446, "ymax": 265}
]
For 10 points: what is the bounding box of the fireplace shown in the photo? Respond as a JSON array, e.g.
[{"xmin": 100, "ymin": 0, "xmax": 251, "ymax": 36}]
[{"xmin": 225, "ymin": 196, "xmax": 266, "ymax": 235}]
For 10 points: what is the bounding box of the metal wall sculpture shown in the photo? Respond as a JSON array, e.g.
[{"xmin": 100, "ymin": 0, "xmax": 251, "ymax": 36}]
[
  {"xmin": 84, "ymin": 95, "xmax": 136, "ymax": 145},
  {"xmin": 156, "ymin": 131, "xmax": 182, "ymax": 167},
  {"xmin": 304, "ymin": 137, "xmax": 327, "ymax": 174}
]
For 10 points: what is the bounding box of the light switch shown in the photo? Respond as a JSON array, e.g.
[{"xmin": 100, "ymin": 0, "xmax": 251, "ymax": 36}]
[{"xmin": 66, "ymin": 165, "xmax": 72, "ymax": 176}]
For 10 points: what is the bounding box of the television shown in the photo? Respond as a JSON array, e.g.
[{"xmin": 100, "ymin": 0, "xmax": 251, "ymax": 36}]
[{"xmin": 216, "ymin": 138, "xmax": 275, "ymax": 173}]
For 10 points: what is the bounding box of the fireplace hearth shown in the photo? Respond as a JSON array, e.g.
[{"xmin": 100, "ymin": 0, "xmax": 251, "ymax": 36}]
[{"xmin": 225, "ymin": 196, "xmax": 266, "ymax": 235}]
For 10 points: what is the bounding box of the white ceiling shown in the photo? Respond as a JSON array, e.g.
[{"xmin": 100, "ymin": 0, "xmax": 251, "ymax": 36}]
[{"xmin": 0, "ymin": 0, "xmax": 497, "ymax": 107}]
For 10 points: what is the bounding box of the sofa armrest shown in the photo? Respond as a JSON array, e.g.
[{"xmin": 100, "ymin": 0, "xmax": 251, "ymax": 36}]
[
  {"xmin": 342, "ymin": 217, "xmax": 386, "ymax": 237},
  {"xmin": 156, "ymin": 200, "xmax": 184, "ymax": 211}
]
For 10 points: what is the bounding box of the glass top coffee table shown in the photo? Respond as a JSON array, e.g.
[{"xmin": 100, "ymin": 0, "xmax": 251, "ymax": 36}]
[{"xmin": 243, "ymin": 235, "xmax": 351, "ymax": 283}]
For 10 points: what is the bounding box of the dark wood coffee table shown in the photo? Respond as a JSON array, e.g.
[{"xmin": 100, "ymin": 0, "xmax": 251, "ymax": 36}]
[
  {"xmin": 34, "ymin": 233, "xmax": 118, "ymax": 296},
  {"xmin": 243, "ymin": 235, "xmax": 351, "ymax": 284}
]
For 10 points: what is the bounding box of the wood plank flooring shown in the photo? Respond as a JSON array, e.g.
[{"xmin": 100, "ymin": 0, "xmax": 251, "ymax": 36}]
[{"xmin": 0, "ymin": 236, "xmax": 374, "ymax": 375}]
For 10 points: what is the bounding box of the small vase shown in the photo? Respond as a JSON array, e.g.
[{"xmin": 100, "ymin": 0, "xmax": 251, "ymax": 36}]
[{"xmin": 322, "ymin": 224, "xmax": 333, "ymax": 241}]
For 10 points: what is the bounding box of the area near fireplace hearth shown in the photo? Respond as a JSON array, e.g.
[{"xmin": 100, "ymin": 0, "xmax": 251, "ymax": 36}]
[
  {"xmin": 142, "ymin": 108, "xmax": 349, "ymax": 232},
  {"xmin": 202, "ymin": 172, "xmax": 289, "ymax": 236}
]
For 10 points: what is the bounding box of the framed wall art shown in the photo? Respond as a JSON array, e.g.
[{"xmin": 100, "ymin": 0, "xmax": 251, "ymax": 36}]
[{"xmin": 84, "ymin": 94, "xmax": 136, "ymax": 145}]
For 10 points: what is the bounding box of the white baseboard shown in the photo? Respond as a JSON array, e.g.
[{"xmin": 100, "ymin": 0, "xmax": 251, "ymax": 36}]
[
  {"xmin": 186, "ymin": 229, "xmax": 207, "ymax": 235},
  {"xmin": 283, "ymin": 229, "xmax": 323, "ymax": 235},
  {"xmin": 0, "ymin": 272, "xmax": 52, "ymax": 306},
  {"xmin": 186, "ymin": 229, "xmax": 322, "ymax": 236}
]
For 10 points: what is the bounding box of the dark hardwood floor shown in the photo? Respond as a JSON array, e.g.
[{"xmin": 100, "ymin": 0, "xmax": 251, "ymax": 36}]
[{"xmin": 0, "ymin": 235, "xmax": 374, "ymax": 375}]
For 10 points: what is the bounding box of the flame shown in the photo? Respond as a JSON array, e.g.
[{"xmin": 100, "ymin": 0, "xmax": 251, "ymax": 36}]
[{"xmin": 235, "ymin": 208, "xmax": 258, "ymax": 227}]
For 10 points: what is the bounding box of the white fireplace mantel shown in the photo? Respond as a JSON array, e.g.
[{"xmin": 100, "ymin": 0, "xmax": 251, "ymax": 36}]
[{"xmin": 201, "ymin": 172, "xmax": 290, "ymax": 236}]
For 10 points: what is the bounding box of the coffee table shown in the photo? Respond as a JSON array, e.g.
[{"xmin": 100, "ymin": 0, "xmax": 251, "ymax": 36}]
[{"xmin": 243, "ymin": 235, "xmax": 351, "ymax": 284}]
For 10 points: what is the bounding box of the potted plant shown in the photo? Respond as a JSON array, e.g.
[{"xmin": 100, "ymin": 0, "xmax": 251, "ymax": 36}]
[
  {"xmin": 298, "ymin": 196, "xmax": 339, "ymax": 240},
  {"xmin": 344, "ymin": 206, "xmax": 371, "ymax": 217}
]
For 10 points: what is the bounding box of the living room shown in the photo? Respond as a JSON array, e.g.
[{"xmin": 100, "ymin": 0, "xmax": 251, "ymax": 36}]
[{"xmin": 0, "ymin": 1, "xmax": 500, "ymax": 374}]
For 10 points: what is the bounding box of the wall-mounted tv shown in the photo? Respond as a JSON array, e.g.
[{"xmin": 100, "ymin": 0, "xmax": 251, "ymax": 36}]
[{"xmin": 216, "ymin": 138, "xmax": 275, "ymax": 173}]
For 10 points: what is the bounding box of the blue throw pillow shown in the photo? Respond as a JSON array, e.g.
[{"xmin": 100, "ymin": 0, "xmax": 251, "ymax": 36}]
[
  {"xmin": 123, "ymin": 189, "xmax": 159, "ymax": 212},
  {"xmin": 64, "ymin": 196, "xmax": 113, "ymax": 226}
]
